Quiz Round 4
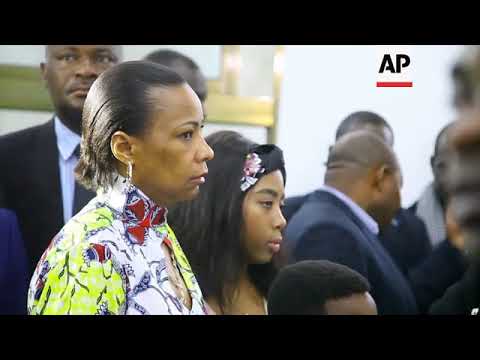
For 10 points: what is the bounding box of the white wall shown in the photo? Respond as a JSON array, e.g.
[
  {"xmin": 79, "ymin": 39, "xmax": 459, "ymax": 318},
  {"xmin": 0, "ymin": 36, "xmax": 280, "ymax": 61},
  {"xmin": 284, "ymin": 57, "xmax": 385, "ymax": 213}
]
[
  {"xmin": 0, "ymin": 109, "xmax": 51, "ymax": 135},
  {"xmin": 238, "ymin": 46, "xmax": 275, "ymax": 97},
  {"xmin": 277, "ymin": 45, "xmax": 466, "ymax": 207}
]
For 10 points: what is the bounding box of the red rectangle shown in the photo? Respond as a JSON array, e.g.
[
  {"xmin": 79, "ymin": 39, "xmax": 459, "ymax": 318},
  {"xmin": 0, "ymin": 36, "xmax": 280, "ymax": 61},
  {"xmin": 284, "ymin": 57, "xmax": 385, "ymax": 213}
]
[{"xmin": 376, "ymin": 81, "xmax": 413, "ymax": 87}]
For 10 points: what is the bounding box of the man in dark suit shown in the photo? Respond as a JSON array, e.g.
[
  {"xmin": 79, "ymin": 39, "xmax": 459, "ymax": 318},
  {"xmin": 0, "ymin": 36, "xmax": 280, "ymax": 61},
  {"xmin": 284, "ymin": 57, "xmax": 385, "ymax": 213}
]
[
  {"xmin": 285, "ymin": 131, "xmax": 418, "ymax": 314},
  {"xmin": 284, "ymin": 111, "xmax": 466, "ymax": 312},
  {"xmin": 0, "ymin": 208, "xmax": 28, "ymax": 314},
  {"xmin": 332, "ymin": 111, "xmax": 437, "ymax": 271},
  {"xmin": 0, "ymin": 45, "xmax": 122, "ymax": 277},
  {"xmin": 285, "ymin": 111, "xmax": 428, "ymax": 259}
]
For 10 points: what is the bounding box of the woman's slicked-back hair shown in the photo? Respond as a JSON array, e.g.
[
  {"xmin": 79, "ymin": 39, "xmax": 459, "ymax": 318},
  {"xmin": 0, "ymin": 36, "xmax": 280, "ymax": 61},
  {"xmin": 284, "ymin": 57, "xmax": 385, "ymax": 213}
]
[
  {"xmin": 168, "ymin": 130, "xmax": 286, "ymax": 313},
  {"xmin": 75, "ymin": 60, "xmax": 186, "ymax": 191}
]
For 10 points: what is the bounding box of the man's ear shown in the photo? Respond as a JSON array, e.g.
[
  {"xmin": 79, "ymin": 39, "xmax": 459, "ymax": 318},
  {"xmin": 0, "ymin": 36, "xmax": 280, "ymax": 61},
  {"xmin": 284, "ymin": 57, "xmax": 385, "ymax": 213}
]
[
  {"xmin": 372, "ymin": 165, "xmax": 388, "ymax": 192},
  {"xmin": 40, "ymin": 63, "xmax": 48, "ymax": 88},
  {"xmin": 430, "ymin": 155, "xmax": 436, "ymax": 172}
]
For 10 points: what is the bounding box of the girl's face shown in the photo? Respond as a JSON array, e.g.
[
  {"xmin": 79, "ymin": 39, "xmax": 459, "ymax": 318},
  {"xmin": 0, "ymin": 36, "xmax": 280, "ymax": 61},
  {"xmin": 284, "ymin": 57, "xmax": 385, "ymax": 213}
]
[{"xmin": 242, "ymin": 170, "xmax": 287, "ymax": 264}]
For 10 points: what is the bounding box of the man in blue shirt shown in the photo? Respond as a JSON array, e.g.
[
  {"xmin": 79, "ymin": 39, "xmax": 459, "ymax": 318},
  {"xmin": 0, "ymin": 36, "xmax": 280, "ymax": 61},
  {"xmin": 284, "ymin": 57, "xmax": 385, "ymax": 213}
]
[
  {"xmin": 0, "ymin": 45, "xmax": 122, "ymax": 277},
  {"xmin": 285, "ymin": 131, "xmax": 418, "ymax": 314},
  {"xmin": 284, "ymin": 111, "xmax": 466, "ymax": 312}
]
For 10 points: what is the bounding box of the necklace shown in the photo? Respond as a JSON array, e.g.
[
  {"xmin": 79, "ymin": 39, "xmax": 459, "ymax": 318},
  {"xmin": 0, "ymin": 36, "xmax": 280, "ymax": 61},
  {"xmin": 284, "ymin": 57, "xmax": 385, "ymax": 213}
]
[
  {"xmin": 162, "ymin": 242, "xmax": 191, "ymax": 309},
  {"xmin": 169, "ymin": 251, "xmax": 191, "ymax": 308}
]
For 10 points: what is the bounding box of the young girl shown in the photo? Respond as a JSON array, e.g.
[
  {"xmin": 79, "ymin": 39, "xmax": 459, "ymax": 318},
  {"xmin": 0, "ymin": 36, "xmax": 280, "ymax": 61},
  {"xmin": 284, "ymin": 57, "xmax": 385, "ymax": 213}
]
[{"xmin": 169, "ymin": 131, "xmax": 287, "ymax": 315}]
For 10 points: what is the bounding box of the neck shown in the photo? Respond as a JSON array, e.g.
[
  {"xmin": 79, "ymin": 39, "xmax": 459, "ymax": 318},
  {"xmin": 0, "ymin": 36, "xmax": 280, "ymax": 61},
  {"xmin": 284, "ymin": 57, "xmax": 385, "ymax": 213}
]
[
  {"xmin": 139, "ymin": 187, "xmax": 172, "ymax": 209},
  {"xmin": 132, "ymin": 183, "xmax": 169, "ymax": 209},
  {"xmin": 237, "ymin": 265, "xmax": 251, "ymax": 289},
  {"xmin": 116, "ymin": 170, "xmax": 171, "ymax": 209},
  {"xmin": 57, "ymin": 109, "xmax": 82, "ymax": 135},
  {"xmin": 208, "ymin": 265, "xmax": 266, "ymax": 315},
  {"xmin": 234, "ymin": 266, "xmax": 266, "ymax": 315},
  {"xmin": 325, "ymin": 182, "xmax": 368, "ymax": 210}
]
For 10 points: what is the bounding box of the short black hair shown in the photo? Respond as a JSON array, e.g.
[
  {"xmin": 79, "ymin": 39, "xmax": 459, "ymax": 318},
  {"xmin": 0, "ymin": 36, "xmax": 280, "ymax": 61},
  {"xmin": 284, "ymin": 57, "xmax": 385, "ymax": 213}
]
[
  {"xmin": 75, "ymin": 60, "xmax": 185, "ymax": 191},
  {"xmin": 144, "ymin": 49, "xmax": 207, "ymax": 102},
  {"xmin": 144, "ymin": 49, "xmax": 199, "ymax": 70},
  {"xmin": 168, "ymin": 130, "xmax": 286, "ymax": 314},
  {"xmin": 268, "ymin": 260, "xmax": 371, "ymax": 315},
  {"xmin": 335, "ymin": 111, "xmax": 393, "ymax": 144}
]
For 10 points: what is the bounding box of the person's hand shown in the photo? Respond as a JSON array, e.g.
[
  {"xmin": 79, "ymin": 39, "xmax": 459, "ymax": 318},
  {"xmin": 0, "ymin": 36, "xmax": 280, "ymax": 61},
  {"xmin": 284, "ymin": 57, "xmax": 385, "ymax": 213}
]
[{"xmin": 446, "ymin": 204, "xmax": 465, "ymax": 251}]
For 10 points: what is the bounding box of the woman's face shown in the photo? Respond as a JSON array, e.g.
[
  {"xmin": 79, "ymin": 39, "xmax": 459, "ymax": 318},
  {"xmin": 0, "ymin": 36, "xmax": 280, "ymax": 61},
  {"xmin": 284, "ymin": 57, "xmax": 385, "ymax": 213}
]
[
  {"xmin": 132, "ymin": 84, "xmax": 214, "ymax": 207},
  {"xmin": 242, "ymin": 170, "xmax": 287, "ymax": 264}
]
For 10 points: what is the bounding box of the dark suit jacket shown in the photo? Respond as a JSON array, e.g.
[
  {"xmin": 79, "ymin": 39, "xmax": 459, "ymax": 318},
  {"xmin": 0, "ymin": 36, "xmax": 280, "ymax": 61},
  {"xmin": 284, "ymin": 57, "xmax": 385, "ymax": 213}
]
[
  {"xmin": 379, "ymin": 208, "xmax": 467, "ymax": 312},
  {"xmin": 379, "ymin": 208, "xmax": 432, "ymax": 272},
  {"xmin": 283, "ymin": 194, "xmax": 310, "ymax": 223},
  {"xmin": 284, "ymin": 193, "xmax": 467, "ymax": 313},
  {"xmin": 0, "ymin": 120, "xmax": 64, "ymax": 277},
  {"xmin": 429, "ymin": 261, "xmax": 480, "ymax": 315},
  {"xmin": 285, "ymin": 190, "xmax": 418, "ymax": 314},
  {"xmin": 0, "ymin": 209, "xmax": 28, "ymax": 314},
  {"xmin": 284, "ymin": 197, "xmax": 433, "ymax": 269}
]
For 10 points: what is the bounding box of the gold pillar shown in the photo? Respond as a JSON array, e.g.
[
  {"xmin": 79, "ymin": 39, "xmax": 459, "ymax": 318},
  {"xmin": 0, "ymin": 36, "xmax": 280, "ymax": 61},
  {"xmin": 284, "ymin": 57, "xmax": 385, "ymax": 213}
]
[
  {"xmin": 221, "ymin": 45, "xmax": 242, "ymax": 96},
  {"xmin": 268, "ymin": 45, "xmax": 285, "ymax": 144}
]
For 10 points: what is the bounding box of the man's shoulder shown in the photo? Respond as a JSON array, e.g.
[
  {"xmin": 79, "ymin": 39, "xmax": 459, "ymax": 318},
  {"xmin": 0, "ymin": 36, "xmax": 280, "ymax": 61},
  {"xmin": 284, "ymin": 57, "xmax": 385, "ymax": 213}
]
[
  {"xmin": 0, "ymin": 120, "xmax": 54, "ymax": 152},
  {"xmin": 298, "ymin": 191, "xmax": 352, "ymax": 223},
  {"xmin": 430, "ymin": 263, "xmax": 480, "ymax": 314},
  {"xmin": 287, "ymin": 191, "xmax": 358, "ymax": 239},
  {"xmin": 0, "ymin": 208, "xmax": 20, "ymax": 233},
  {"xmin": 283, "ymin": 193, "xmax": 312, "ymax": 222},
  {"xmin": 0, "ymin": 208, "xmax": 17, "ymax": 220},
  {"xmin": 395, "ymin": 207, "xmax": 428, "ymax": 234}
]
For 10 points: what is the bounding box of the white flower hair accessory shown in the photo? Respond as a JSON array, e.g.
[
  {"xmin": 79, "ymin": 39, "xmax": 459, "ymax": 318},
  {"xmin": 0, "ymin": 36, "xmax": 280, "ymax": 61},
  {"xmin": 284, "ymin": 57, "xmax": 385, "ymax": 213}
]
[{"xmin": 240, "ymin": 152, "xmax": 266, "ymax": 192}]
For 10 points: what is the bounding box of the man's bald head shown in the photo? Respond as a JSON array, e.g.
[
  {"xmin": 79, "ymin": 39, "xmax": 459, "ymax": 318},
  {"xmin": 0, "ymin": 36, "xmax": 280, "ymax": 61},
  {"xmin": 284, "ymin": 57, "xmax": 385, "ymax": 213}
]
[
  {"xmin": 325, "ymin": 131, "xmax": 402, "ymax": 230},
  {"xmin": 335, "ymin": 111, "xmax": 394, "ymax": 147},
  {"xmin": 326, "ymin": 131, "xmax": 399, "ymax": 184}
]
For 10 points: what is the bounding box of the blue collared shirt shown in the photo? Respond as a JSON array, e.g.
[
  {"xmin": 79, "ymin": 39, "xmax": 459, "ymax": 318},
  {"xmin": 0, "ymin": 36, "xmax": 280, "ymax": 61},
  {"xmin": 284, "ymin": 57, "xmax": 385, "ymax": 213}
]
[
  {"xmin": 320, "ymin": 184, "xmax": 379, "ymax": 235},
  {"xmin": 54, "ymin": 117, "xmax": 81, "ymax": 224}
]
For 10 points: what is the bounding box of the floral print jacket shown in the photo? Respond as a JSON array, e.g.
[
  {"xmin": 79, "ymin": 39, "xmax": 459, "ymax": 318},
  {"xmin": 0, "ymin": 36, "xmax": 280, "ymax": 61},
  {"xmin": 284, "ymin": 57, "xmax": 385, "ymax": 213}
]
[{"xmin": 27, "ymin": 175, "xmax": 207, "ymax": 315}]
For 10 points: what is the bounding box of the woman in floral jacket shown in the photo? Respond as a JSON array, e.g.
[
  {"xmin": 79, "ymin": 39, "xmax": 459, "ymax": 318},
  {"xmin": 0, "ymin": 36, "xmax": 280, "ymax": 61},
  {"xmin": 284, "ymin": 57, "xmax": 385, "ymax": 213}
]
[{"xmin": 28, "ymin": 61, "xmax": 214, "ymax": 315}]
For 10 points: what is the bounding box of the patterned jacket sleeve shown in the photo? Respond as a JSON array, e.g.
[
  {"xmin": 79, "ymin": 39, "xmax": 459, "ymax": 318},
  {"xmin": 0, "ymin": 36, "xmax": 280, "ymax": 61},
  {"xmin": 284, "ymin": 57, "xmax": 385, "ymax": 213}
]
[{"xmin": 28, "ymin": 241, "xmax": 127, "ymax": 315}]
